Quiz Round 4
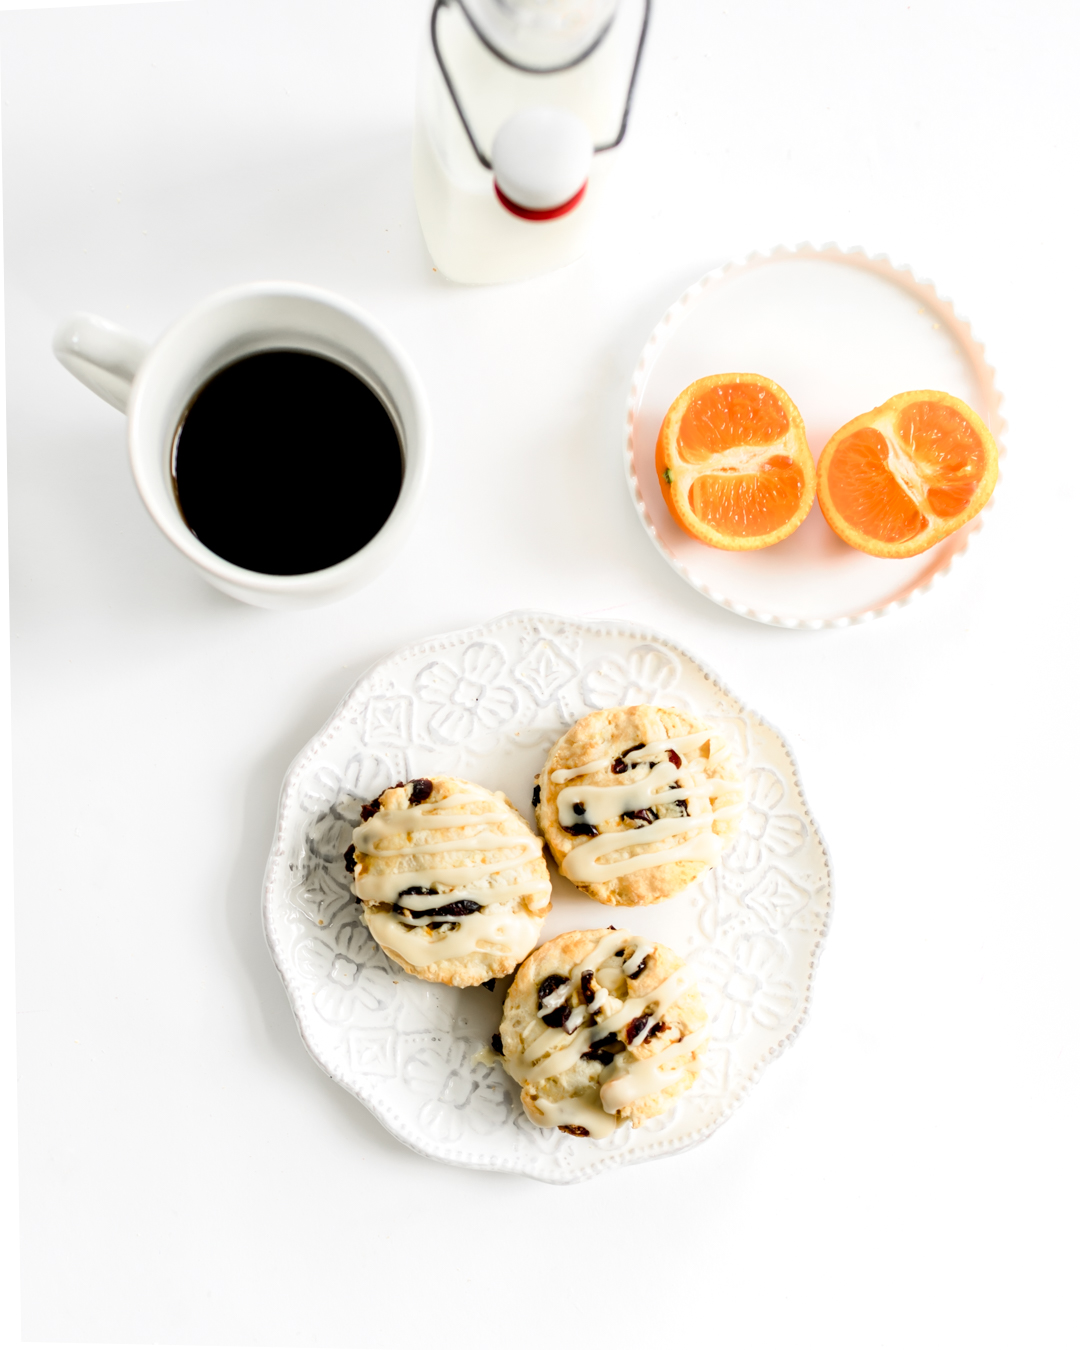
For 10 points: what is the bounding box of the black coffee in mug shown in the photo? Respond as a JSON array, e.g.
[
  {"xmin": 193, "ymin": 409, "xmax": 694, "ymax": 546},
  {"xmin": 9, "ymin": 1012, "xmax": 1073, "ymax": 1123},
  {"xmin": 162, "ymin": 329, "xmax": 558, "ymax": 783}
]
[{"xmin": 172, "ymin": 350, "xmax": 403, "ymax": 575}]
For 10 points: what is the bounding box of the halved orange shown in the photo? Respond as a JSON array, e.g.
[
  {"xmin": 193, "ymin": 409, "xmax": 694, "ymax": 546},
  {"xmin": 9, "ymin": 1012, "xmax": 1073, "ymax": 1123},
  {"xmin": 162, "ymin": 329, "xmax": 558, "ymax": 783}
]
[
  {"xmin": 655, "ymin": 373, "xmax": 815, "ymax": 550},
  {"xmin": 817, "ymin": 390, "xmax": 998, "ymax": 559}
]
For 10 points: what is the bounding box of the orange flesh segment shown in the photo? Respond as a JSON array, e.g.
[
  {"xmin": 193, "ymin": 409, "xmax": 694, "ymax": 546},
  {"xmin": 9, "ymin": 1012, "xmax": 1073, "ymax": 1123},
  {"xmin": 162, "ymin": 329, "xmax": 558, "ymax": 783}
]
[
  {"xmin": 689, "ymin": 457, "xmax": 806, "ymax": 538},
  {"xmin": 676, "ymin": 382, "xmax": 790, "ymax": 463},
  {"xmin": 826, "ymin": 427, "xmax": 927, "ymax": 544},
  {"xmin": 898, "ymin": 400, "xmax": 985, "ymax": 519}
]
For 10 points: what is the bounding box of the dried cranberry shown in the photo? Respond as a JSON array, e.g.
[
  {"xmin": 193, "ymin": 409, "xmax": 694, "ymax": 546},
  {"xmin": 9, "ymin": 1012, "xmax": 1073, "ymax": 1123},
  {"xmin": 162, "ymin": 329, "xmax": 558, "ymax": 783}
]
[
  {"xmin": 645, "ymin": 1021, "xmax": 668, "ymax": 1043},
  {"xmin": 538, "ymin": 974, "xmax": 567, "ymax": 1002},
  {"xmin": 622, "ymin": 808, "xmax": 658, "ymax": 826},
  {"xmin": 580, "ymin": 970, "xmax": 598, "ymax": 1004},
  {"xmin": 343, "ymin": 844, "xmax": 356, "ymax": 874},
  {"xmin": 572, "ymin": 801, "xmax": 587, "ymax": 815},
  {"xmin": 389, "ymin": 782, "xmax": 405, "ymax": 791},
  {"xmin": 667, "ymin": 749, "xmax": 682, "ymax": 768},
  {"xmin": 613, "ymin": 743, "xmax": 645, "ymax": 774},
  {"xmin": 626, "ymin": 1014, "xmax": 651, "ymax": 1043},
  {"xmin": 429, "ymin": 899, "xmax": 481, "ymax": 918},
  {"xmin": 565, "ymin": 822, "xmax": 599, "ymax": 837},
  {"xmin": 394, "ymin": 896, "xmax": 481, "ymax": 919},
  {"xmin": 537, "ymin": 974, "xmax": 570, "ymax": 1027},
  {"xmin": 409, "ymin": 778, "xmax": 433, "ymax": 805},
  {"xmin": 532, "ymin": 783, "xmax": 541, "ymax": 808},
  {"xmin": 559, "ymin": 1125, "xmax": 590, "ymax": 1137},
  {"xmin": 674, "ymin": 799, "xmax": 688, "ymax": 816},
  {"xmin": 628, "ymin": 956, "xmax": 649, "ymax": 979},
  {"xmin": 398, "ymin": 886, "xmax": 437, "ymax": 897},
  {"xmin": 491, "ymin": 1032, "xmax": 503, "ymax": 1055},
  {"xmin": 359, "ymin": 801, "xmax": 381, "ymax": 822},
  {"xmin": 582, "ymin": 1032, "xmax": 621, "ymax": 1065}
]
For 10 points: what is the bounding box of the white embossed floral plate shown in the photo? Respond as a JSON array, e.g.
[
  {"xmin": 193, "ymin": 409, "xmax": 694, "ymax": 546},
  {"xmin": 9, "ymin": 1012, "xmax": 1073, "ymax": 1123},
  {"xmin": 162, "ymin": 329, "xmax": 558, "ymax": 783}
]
[
  {"xmin": 625, "ymin": 243, "xmax": 1006, "ymax": 628},
  {"xmin": 263, "ymin": 612, "xmax": 831, "ymax": 1182}
]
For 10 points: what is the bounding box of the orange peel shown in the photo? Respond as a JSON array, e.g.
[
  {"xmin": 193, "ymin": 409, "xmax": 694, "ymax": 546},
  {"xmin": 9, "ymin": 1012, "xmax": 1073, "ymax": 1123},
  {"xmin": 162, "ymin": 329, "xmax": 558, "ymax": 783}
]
[
  {"xmin": 655, "ymin": 373, "xmax": 815, "ymax": 551},
  {"xmin": 816, "ymin": 390, "xmax": 998, "ymax": 559}
]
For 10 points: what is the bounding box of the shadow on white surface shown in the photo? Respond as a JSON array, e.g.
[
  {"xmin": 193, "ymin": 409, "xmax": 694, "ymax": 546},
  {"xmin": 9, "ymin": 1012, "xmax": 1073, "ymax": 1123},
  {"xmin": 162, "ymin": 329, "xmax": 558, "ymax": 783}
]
[{"xmin": 223, "ymin": 662, "xmax": 427, "ymax": 1165}]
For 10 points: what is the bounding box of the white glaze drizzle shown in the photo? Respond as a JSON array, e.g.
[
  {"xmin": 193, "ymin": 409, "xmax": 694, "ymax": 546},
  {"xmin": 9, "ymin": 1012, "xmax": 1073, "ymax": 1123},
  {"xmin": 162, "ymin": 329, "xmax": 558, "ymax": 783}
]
[
  {"xmin": 365, "ymin": 904, "xmax": 540, "ymax": 967},
  {"xmin": 560, "ymin": 810, "xmax": 737, "ymax": 883},
  {"xmin": 517, "ymin": 964, "xmax": 695, "ymax": 1081},
  {"xmin": 556, "ymin": 759, "xmax": 697, "ymax": 826},
  {"xmin": 549, "ymin": 754, "xmax": 619, "ymax": 784},
  {"xmin": 352, "ymin": 787, "xmax": 547, "ymax": 966},
  {"xmin": 549, "ymin": 731, "xmax": 713, "ymax": 784},
  {"xmin": 626, "ymin": 1012, "xmax": 655, "ymax": 1047},
  {"xmin": 549, "ymin": 729, "xmax": 742, "ymax": 886},
  {"xmin": 529, "ymin": 1091, "xmax": 621, "ymax": 1139},
  {"xmin": 505, "ymin": 930, "xmax": 707, "ymax": 1139},
  {"xmin": 510, "ymin": 945, "xmax": 694, "ymax": 1081},
  {"xmin": 356, "ymin": 870, "xmax": 542, "ymax": 905},
  {"xmin": 354, "ymin": 796, "xmax": 541, "ymax": 859},
  {"xmin": 538, "ymin": 981, "xmax": 571, "ymax": 1015},
  {"xmin": 623, "ymin": 941, "xmax": 653, "ymax": 976},
  {"xmin": 584, "ymin": 979, "xmax": 608, "ymax": 1016},
  {"xmin": 598, "ymin": 1026, "xmax": 709, "ymax": 1114},
  {"xmin": 623, "ymin": 734, "xmax": 711, "ymax": 764}
]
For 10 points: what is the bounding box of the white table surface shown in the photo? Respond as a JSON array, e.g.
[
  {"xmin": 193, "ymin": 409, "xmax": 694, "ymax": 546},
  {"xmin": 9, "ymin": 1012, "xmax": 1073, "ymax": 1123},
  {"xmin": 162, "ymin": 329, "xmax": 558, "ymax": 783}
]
[{"xmin": 3, "ymin": 1, "xmax": 1078, "ymax": 1345}]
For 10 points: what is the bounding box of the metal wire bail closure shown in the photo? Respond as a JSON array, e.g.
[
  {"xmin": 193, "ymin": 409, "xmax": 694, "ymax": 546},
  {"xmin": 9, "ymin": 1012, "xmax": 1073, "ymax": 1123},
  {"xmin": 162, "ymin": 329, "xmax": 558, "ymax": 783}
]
[{"xmin": 429, "ymin": 0, "xmax": 651, "ymax": 175}]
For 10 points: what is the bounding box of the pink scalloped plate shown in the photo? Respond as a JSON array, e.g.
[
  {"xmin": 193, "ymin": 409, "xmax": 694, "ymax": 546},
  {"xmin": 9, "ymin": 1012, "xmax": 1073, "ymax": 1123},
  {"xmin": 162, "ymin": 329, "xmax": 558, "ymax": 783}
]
[{"xmin": 624, "ymin": 245, "xmax": 1006, "ymax": 628}]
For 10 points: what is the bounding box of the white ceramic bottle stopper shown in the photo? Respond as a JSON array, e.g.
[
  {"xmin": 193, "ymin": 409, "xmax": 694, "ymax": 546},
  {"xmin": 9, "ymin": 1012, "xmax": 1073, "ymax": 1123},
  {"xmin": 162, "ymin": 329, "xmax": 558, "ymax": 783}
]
[{"xmin": 491, "ymin": 106, "xmax": 594, "ymax": 219}]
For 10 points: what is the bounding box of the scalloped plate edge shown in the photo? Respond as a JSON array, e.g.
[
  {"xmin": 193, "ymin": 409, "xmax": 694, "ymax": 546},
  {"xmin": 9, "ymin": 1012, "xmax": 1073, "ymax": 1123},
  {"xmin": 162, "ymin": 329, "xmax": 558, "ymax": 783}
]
[
  {"xmin": 261, "ymin": 609, "xmax": 834, "ymax": 1182},
  {"xmin": 623, "ymin": 241, "xmax": 1007, "ymax": 629}
]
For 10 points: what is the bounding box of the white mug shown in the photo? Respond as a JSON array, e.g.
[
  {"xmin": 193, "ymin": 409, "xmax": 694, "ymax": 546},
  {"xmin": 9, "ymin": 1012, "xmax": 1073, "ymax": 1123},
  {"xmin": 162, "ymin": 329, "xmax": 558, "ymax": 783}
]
[{"xmin": 53, "ymin": 281, "xmax": 430, "ymax": 609}]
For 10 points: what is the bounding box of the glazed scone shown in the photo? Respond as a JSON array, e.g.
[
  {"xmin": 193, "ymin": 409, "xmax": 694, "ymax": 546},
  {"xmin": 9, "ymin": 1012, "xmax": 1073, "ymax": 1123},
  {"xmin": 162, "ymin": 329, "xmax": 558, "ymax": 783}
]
[
  {"xmin": 347, "ymin": 776, "xmax": 551, "ymax": 988},
  {"xmin": 497, "ymin": 928, "xmax": 709, "ymax": 1138},
  {"xmin": 534, "ymin": 705, "xmax": 743, "ymax": 906}
]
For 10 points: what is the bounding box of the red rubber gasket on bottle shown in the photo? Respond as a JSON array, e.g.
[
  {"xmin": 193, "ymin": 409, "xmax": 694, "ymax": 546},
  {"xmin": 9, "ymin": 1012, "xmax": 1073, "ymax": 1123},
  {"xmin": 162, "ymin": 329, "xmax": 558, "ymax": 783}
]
[{"xmin": 494, "ymin": 181, "xmax": 588, "ymax": 220}]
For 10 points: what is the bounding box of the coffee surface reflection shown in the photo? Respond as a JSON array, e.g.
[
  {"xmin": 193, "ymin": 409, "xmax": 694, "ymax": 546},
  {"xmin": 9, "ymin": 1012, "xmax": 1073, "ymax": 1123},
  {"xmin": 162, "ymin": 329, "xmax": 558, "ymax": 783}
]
[{"xmin": 173, "ymin": 350, "xmax": 403, "ymax": 575}]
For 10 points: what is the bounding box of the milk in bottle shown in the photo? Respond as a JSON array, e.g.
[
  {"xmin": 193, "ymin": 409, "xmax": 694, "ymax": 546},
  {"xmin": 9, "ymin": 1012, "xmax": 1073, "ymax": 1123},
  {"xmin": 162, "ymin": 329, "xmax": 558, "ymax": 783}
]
[{"xmin": 413, "ymin": 0, "xmax": 650, "ymax": 284}]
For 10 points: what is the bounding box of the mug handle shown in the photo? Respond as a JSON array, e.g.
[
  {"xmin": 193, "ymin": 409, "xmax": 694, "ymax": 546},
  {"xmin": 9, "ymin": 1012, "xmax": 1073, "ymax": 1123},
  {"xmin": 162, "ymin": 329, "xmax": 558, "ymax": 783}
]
[{"xmin": 52, "ymin": 312, "xmax": 150, "ymax": 414}]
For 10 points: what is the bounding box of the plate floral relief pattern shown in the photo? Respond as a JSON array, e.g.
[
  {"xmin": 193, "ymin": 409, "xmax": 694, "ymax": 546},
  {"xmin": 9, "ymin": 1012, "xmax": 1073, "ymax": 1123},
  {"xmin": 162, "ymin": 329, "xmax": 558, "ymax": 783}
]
[{"xmin": 263, "ymin": 612, "xmax": 832, "ymax": 1183}]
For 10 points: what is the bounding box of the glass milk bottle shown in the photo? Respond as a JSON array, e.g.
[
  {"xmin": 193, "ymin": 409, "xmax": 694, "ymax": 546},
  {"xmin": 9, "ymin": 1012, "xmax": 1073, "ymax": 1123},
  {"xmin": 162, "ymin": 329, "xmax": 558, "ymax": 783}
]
[{"xmin": 414, "ymin": 0, "xmax": 650, "ymax": 285}]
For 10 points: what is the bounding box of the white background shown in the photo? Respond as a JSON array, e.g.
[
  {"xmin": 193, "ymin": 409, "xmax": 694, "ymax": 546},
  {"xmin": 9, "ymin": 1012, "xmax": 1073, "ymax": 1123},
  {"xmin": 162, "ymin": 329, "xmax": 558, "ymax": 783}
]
[{"xmin": 3, "ymin": 0, "xmax": 1078, "ymax": 1346}]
